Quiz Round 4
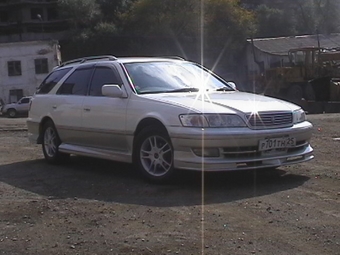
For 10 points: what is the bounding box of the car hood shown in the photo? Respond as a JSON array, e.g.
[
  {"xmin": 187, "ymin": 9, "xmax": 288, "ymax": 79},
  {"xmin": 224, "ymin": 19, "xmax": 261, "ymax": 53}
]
[
  {"xmin": 4, "ymin": 103, "xmax": 16, "ymax": 107},
  {"xmin": 1, "ymin": 103, "xmax": 15, "ymax": 110},
  {"xmin": 142, "ymin": 91, "xmax": 299, "ymax": 114}
]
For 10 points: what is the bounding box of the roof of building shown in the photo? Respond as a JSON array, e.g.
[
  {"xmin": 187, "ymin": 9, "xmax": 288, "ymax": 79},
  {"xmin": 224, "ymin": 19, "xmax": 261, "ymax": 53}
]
[{"xmin": 248, "ymin": 33, "xmax": 340, "ymax": 56}]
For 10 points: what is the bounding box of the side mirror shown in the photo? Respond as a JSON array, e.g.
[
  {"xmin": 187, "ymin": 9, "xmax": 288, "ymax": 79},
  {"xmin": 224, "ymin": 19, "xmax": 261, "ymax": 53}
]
[
  {"xmin": 102, "ymin": 84, "xmax": 125, "ymax": 98},
  {"xmin": 227, "ymin": 82, "xmax": 237, "ymax": 90}
]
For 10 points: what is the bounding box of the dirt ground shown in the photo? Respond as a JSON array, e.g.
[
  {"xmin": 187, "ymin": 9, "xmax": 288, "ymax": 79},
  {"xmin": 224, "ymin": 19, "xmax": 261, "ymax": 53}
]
[{"xmin": 0, "ymin": 114, "xmax": 339, "ymax": 255}]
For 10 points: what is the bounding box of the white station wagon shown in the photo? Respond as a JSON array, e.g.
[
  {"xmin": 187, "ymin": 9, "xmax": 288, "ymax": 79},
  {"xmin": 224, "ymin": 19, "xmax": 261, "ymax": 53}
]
[{"xmin": 27, "ymin": 55, "xmax": 314, "ymax": 182}]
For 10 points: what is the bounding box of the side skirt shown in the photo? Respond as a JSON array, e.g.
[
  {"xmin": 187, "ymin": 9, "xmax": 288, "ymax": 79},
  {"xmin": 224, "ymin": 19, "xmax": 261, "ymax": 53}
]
[{"xmin": 58, "ymin": 143, "xmax": 132, "ymax": 163}]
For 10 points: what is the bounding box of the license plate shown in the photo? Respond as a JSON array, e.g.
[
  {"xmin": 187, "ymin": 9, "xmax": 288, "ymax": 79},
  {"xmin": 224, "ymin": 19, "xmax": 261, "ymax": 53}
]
[{"xmin": 259, "ymin": 137, "xmax": 296, "ymax": 151}]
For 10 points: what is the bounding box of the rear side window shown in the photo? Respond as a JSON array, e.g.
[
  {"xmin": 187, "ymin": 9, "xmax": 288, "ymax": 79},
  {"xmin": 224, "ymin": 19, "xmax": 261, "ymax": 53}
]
[
  {"xmin": 37, "ymin": 67, "xmax": 72, "ymax": 94},
  {"xmin": 57, "ymin": 67, "xmax": 93, "ymax": 95},
  {"xmin": 89, "ymin": 66, "xmax": 122, "ymax": 96},
  {"xmin": 20, "ymin": 98, "xmax": 30, "ymax": 104}
]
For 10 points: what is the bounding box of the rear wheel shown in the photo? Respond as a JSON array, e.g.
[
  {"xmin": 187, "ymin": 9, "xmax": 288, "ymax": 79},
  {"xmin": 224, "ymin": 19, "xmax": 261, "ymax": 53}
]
[
  {"xmin": 7, "ymin": 109, "xmax": 17, "ymax": 118},
  {"xmin": 42, "ymin": 120, "xmax": 69, "ymax": 164},
  {"xmin": 134, "ymin": 126, "xmax": 175, "ymax": 183},
  {"xmin": 303, "ymin": 83, "xmax": 316, "ymax": 101}
]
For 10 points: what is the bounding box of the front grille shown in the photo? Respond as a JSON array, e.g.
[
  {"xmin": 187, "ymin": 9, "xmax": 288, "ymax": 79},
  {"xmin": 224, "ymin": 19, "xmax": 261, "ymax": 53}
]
[
  {"xmin": 222, "ymin": 146, "xmax": 260, "ymax": 159},
  {"xmin": 246, "ymin": 112, "xmax": 293, "ymax": 128}
]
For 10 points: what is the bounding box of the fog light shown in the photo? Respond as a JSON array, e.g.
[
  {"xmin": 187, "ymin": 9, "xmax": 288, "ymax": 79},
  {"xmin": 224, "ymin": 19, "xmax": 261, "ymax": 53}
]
[{"xmin": 192, "ymin": 148, "xmax": 220, "ymax": 157}]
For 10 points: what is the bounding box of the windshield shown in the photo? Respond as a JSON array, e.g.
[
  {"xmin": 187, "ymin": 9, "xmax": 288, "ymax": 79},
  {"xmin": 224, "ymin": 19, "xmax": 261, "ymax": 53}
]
[{"xmin": 124, "ymin": 61, "xmax": 233, "ymax": 94}]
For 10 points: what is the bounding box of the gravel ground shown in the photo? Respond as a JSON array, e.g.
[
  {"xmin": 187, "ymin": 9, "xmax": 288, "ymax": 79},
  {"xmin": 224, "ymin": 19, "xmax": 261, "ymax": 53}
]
[{"xmin": 0, "ymin": 114, "xmax": 339, "ymax": 255}]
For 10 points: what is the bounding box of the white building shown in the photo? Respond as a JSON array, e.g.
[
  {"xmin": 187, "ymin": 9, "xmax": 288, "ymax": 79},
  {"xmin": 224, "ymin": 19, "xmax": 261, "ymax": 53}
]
[{"xmin": 0, "ymin": 40, "xmax": 61, "ymax": 104}]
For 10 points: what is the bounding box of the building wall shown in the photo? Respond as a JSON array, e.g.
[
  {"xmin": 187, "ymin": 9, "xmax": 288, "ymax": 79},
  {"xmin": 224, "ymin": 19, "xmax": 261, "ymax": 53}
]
[
  {"xmin": 0, "ymin": 40, "xmax": 60, "ymax": 104},
  {"xmin": 245, "ymin": 44, "xmax": 290, "ymax": 76},
  {"xmin": 0, "ymin": 0, "xmax": 68, "ymax": 43}
]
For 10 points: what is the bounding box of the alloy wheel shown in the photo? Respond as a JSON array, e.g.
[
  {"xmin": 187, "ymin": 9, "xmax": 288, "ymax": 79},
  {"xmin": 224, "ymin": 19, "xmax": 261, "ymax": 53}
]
[
  {"xmin": 44, "ymin": 126, "xmax": 57, "ymax": 158},
  {"xmin": 140, "ymin": 135, "xmax": 173, "ymax": 177}
]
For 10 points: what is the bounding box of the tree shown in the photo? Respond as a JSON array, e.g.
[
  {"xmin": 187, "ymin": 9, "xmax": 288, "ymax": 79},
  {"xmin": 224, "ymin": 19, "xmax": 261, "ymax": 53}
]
[
  {"xmin": 122, "ymin": 0, "xmax": 200, "ymax": 37},
  {"xmin": 241, "ymin": 0, "xmax": 340, "ymax": 36},
  {"xmin": 295, "ymin": 0, "xmax": 338, "ymax": 34},
  {"xmin": 59, "ymin": 0, "xmax": 101, "ymax": 30},
  {"xmin": 96, "ymin": 0, "xmax": 136, "ymax": 23},
  {"xmin": 255, "ymin": 4, "xmax": 296, "ymax": 37},
  {"xmin": 204, "ymin": 0, "xmax": 255, "ymax": 49},
  {"xmin": 123, "ymin": 0, "xmax": 254, "ymax": 47}
]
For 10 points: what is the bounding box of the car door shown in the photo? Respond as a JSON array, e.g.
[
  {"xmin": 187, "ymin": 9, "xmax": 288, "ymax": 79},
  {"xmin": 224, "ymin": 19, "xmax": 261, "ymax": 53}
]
[
  {"xmin": 16, "ymin": 97, "xmax": 30, "ymax": 113},
  {"xmin": 81, "ymin": 64, "xmax": 129, "ymax": 152},
  {"xmin": 53, "ymin": 65, "xmax": 94, "ymax": 145}
]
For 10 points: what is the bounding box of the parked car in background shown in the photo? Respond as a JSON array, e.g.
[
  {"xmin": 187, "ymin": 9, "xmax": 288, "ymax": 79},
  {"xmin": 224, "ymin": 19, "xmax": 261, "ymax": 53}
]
[
  {"xmin": 27, "ymin": 55, "xmax": 314, "ymax": 183},
  {"xmin": 1, "ymin": 96, "xmax": 32, "ymax": 118}
]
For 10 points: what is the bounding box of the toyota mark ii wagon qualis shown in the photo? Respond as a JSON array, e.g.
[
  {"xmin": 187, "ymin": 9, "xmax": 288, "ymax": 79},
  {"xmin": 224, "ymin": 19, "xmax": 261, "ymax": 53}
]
[{"xmin": 27, "ymin": 56, "xmax": 314, "ymax": 183}]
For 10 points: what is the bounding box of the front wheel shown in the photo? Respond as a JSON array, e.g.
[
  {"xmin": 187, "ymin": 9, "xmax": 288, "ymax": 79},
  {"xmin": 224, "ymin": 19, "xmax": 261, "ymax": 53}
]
[
  {"xmin": 42, "ymin": 120, "xmax": 69, "ymax": 164},
  {"xmin": 134, "ymin": 127, "xmax": 175, "ymax": 183},
  {"xmin": 7, "ymin": 109, "xmax": 17, "ymax": 118}
]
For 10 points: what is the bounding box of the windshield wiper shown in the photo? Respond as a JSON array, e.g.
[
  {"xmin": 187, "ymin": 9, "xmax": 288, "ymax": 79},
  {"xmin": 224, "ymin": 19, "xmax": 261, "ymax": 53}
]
[
  {"xmin": 138, "ymin": 87, "xmax": 200, "ymax": 95},
  {"xmin": 215, "ymin": 86, "xmax": 233, "ymax": 91},
  {"xmin": 167, "ymin": 87, "xmax": 200, "ymax": 93}
]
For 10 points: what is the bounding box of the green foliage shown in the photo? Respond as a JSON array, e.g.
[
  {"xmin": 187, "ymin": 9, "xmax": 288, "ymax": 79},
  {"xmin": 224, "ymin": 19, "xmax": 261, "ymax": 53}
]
[
  {"xmin": 94, "ymin": 22, "xmax": 118, "ymax": 35},
  {"xmin": 59, "ymin": 0, "xmax": 121, "ymax": 43},
  {"xmin": 59, "ymin": 0, "xmax": 340, "ymax": 67},
  {"xmin": 59, "ymin": 0, "xmax": 101, "ymax": 28},
  {"xmin": 96, "ymin": 0, "xmax": 136, "ymax": 23},
  {"xmin": 204, "ymin": 0, "xmax": 255, "ymax": 48},
  {"xmin": 242, "ymin": 0, "xmax": 340, "ymax": 36},
  {"xmin": 293, "ymin": 0, "xmax": 340, "ymax": 34},
  {"xmin": 255, "ymin": 4, "xmax": 296, "ymax": 37},
  {"xmin": 122, "ymin": 0, "xmax": 200, "ymax": 37}
]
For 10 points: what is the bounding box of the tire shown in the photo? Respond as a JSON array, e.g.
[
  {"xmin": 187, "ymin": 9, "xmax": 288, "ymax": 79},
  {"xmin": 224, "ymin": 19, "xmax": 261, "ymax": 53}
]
[
  {"xmin": 7, "ymin": 109, "xmax": 17, "ymax": 118},
  {"xmin": 303, "ymin": 83, "xmax": 316, "ymax": 101},
  {"xmin": 286, "ymin": 84, "xmax": 303, "ymax": 102},
  {"xmin": 42, "ymin": 120, "xmax": 69, "ymax": 164},
  {"xmin": 134, "ymin": 126, "xmax": 175, "ymax": 183}
]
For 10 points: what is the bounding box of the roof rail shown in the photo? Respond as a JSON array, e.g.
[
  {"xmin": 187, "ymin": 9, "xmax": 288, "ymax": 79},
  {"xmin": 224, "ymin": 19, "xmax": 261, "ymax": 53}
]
[
  {"xmin": 161, "ymin": 56, "xmax": 186, "ymax": 60},
  {"xmin": 59, "ymin": 55, "xmax": 118, "ymax": 67}
]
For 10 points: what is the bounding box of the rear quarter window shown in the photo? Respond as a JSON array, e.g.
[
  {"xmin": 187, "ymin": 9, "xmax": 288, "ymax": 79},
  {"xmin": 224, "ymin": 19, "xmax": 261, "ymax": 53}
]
[
  {"xmin": 57, "ymin": 67, "xmax": 94, "ymax": 96},
  {"xmin": 36, "ymin": 67, "xmax": 72, "ymax": 94}
]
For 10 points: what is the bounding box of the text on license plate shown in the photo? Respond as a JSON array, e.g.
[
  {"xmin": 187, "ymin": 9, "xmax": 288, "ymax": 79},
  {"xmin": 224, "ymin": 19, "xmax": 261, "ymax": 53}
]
[{"xmin": 259, "ymin": 137, "xmax": 296, "ymax": 151}]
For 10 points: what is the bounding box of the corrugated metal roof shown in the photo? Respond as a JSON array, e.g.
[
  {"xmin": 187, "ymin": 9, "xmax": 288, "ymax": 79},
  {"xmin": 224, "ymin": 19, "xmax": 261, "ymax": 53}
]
[{"xmin": 247, "ymin": 34, "xmax": 340, "ymax": 56}]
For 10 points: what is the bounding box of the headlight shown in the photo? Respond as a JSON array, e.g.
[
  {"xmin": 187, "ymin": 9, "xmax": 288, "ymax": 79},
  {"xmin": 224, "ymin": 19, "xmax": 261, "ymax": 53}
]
[
  {"xmin": 293, "ymin": 109, "xmax": 306, "ymax": 124},
  {"xmin": 179, "ymin": 114, "xmax": 246, "ymax": 127}
]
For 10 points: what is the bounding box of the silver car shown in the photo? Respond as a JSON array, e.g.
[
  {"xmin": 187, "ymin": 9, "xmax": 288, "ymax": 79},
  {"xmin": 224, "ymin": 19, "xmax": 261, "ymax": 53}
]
[
  {"xmin": 27, "ymin": 56, "xmax": 314, "ymax": 183},
  {"xmin": 2, "ymin": 96, "xmax": 32, "ymax": 118}
]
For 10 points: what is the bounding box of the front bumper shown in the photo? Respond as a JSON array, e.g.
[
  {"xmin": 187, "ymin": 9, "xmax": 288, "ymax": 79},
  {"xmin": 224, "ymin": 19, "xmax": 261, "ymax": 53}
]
[{"xmin": 169, "ymin": 121, "xmax": 314, "ymax": 171}]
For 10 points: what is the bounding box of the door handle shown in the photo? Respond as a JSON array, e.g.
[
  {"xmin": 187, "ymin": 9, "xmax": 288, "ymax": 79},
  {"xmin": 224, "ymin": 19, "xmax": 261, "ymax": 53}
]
[
  {"xmin": 83, "ymin": 108, "xmax": 91, "ymax": 112},
  {"xmin": 52, "ymin": 105, "xmax": 57, "ymax": 109}
]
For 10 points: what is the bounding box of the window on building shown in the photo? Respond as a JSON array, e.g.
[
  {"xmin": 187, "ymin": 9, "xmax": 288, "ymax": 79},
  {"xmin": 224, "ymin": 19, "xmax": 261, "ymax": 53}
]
[
  {"xmin": 8, "ymin": 61, "xmax": 22, "ymax": 76},
  {"xmin": 47, "ymin": 8, "xmax": 58, "ymax": 20},
  {"xmin": 35, "ymin": 58, "xmax": 49, "ymax": 74},
  {"xmin": 0, "ymin": 10, "xmax": 8, "ymax": 23},
  {"xmin": 9, "ymin": 89, "xmax": 23, "ymax": 103},
  {"xmin": 31, "ymin": 8, "xmax": 43, "ymax": 20}
]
